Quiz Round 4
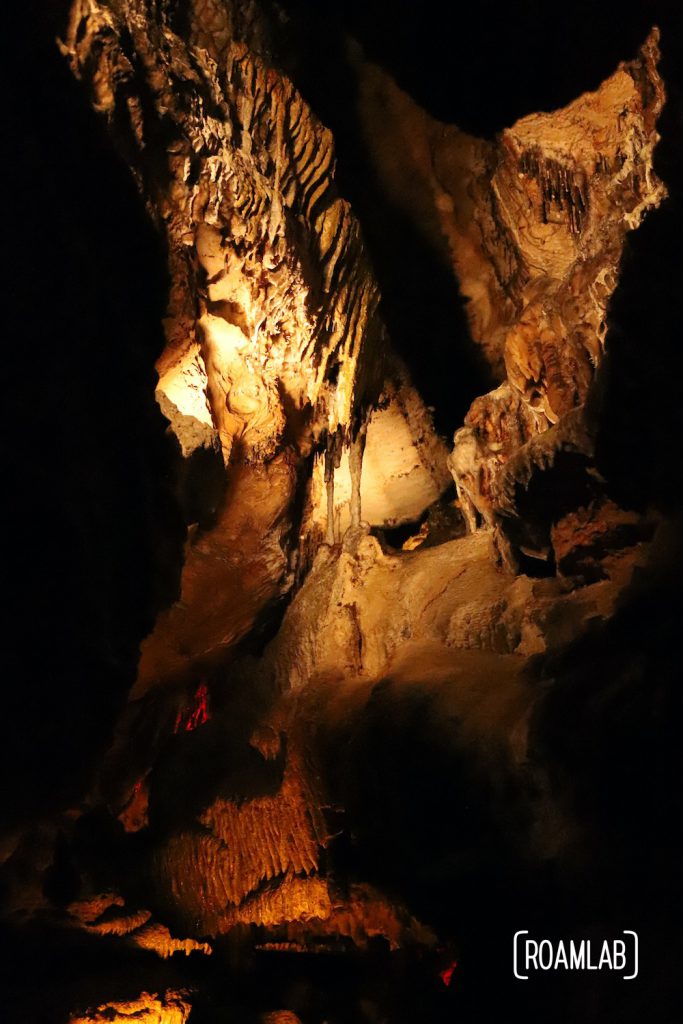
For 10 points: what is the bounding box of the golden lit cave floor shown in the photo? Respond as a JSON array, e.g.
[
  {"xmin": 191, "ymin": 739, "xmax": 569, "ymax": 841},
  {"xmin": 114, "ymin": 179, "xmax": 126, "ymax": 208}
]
[
  {"xmin": 46, "ymin": 524, "xmax": 654, "ymax": 1024},
  {"xmin": 0, "ymin": 511, "xmax": 651, "ymax": 1024},
  {"xmin": 61, "ymin": 944, "xmax": 467, "ymax": 1024}
]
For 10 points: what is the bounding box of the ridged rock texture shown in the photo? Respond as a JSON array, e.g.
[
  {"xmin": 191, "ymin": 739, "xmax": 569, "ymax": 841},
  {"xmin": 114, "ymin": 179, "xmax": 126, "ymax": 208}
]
[
  {"xmin": 65, "ymin": 0, "xmax": 384, "ymax": 457},
  {"xmin": 4, "ymin": 3, "xmax": 682, "ymax": 1022},
  {"xmin": 48, "ymin": 0, "xmax": 444, "ymax": 969},
  {"xmin": 353, "ymin": 31, "xmax": 665, "ymax": 562},
  {"xmin": 64, "ymin": 0, "xmax": 392, "ymax": 692}
]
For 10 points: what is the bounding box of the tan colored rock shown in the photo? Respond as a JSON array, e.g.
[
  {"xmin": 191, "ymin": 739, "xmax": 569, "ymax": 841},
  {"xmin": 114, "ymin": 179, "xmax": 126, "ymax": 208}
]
[
  {"xmin": 354, "ymin": 32, "xmax": 664, "ymax": 536},
  {"xmin": 264, "ymin": 522, "xmax": 649, "ymax": 692},
  {"xmin": 49, "ymin": 1, "xmax": 668, "ymax": 988},
  {"xmin": 134, "ymin": 452, "xmax": 297, "ymax": 696},
  {"xmin": 305, "ymin": 368, "xmax": 451, "ymax": 541},
  {"xmin": 64, "ymin": 0, "xmax": 383, "ymax": 462},
  {"xmin": 63, "ymin": 0, "xmax": 387, "ymax": 694}
]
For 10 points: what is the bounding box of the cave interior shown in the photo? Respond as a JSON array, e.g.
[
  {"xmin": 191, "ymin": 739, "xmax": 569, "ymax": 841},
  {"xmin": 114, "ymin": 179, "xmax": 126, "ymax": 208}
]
[{"xmin": 4, "ymin": 1, "xmax": 683, "ymax": 1022}]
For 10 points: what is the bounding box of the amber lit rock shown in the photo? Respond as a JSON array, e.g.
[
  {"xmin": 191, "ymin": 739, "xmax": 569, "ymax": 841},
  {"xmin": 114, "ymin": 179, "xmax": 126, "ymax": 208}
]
[
  {"xmin": 19, "ymin": 4, "xmax": 675, "ymax": 1021},
  {"xmin": 152, "ymin": 739, "xmax": 327, "ymax": 931},
  {"xmin": 261, "ymin": 524, "xmax": 645, "ymax": 693},
  {"xmin": 551, "ymin": 499, "xmax": 652, "ymax": 580},
  {"xmin": 304, "ymin": 364, "xmax": 451, "ymax": 543},
  {"xmin": 69, "ymin": 990, "xmax": 191, "ymax": 1024},
  {"xmin": 134, "ymin": 451, "xmax": 297, "ymax": 695},
  {"xmin": 64, "ymin": 1, "xmax": 385, "ymax": 464},
  {"xmin": 63, "ymin": 0, "xmax": 388, "ymax": 694},
  {"xmin": 354, "ymin": 31, "xmax": 664, "ymax": 548},
  {"xmin": 67, "ymin": 892, "xmax": 212, "ymax": 956}
]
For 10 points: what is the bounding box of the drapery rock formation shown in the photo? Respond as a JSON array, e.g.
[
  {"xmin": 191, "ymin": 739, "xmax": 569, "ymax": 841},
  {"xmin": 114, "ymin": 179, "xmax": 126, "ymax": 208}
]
[
  {"xmin": 63, "ymin": 0, "xmax": 392, "ymax": 693},
  {"xmin": 353, "ymin": 32, "xmax": 665, "ymax": 563},
  {"xmin": 304, "ymin": 364, "xmax": 452, "ymax": 545},
  {"xmin": 64, "ymin": 0, "xmax": 384, "ymax": 457},
  {"xmin": 4, "ymin": 2, "xmax": 682, "ymax": 1022},
  {"xmin": 43, "ymin": 0, "xmax": 444, "ymax": 971}
]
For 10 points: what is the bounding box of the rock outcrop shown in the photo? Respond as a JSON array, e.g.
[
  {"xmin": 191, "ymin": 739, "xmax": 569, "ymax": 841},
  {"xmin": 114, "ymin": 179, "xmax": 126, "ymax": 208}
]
[
  {"xmin": 354, "ymin": 32, "xmax": 665, "ymax": 562},
  {"xmin": 4, "ymin": 4, "xmax": 681, "ymax": 1023},
  {"xmin": 63, "ymin": 0, "xmax": 390, "ymax": 691}
]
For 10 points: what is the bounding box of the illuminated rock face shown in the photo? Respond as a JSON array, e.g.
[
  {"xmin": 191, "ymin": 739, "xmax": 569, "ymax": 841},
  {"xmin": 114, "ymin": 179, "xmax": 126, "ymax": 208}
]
[
  {"xmin": 69, "ymin": 990, "xmax": 191, "ymax": 1024},
  {"xmin": 354, "ymin": 31, "xmax": 665, "ymax": 558},
  {"xmin": 7, "ymin": 5, "xmax": 678, "ymax": 1022},
  {"xmin": 262, "ymin": 527, "xmax": 648, "ymax": 693},
  {"xmin": 133, "ymin": 452, "xmax": 298, "ymax": 693},
  {"xmin": 63, "ymin": 0, "xmax": 394, "ymax": 686},
  {"xmin": 305, "ymin": 367, "xmax": 452, "ymax": 541},
  {"xmin": 65, "ymin": 0, "xmax": 384, "ymax": 462},
  {"xmin": 358, "ymin": 31, "xmax": 664, "ymax": 382},
  {"xmin": 54, "ymin": 1, "xmax": 447, "ymax": 960}
]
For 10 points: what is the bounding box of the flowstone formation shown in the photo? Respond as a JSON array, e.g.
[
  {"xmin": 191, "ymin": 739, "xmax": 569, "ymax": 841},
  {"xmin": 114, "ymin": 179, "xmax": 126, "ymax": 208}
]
[
  {"xmin": 3, "ymin": 3, "xmax": 679, "ymax": 1021},
  {"xmin": 37, "ymin": 0, "xmax": 441, "ymax": 996},
  {"xmin": 65, "ymin": 0, "xmax": 383, "ymax": 458},
  {"xmin": 354, "ymin": 31, "xmax": 665, "ymax": 565},
  {"xmin": 64, "ymin": 0, "xmax": 394, "ymax": 693}
]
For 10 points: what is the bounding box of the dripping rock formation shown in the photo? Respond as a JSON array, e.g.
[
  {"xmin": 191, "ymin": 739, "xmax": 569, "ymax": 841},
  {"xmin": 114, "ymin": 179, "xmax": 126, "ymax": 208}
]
[{"xmin": 3, "ymin": 1, "xmax": 682, "ymax": 1022}]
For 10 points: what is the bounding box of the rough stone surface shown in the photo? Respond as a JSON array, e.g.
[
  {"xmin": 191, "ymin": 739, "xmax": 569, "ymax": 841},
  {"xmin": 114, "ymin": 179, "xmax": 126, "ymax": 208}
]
[
  {"xmin": 262, "ymin": 527, "xmax": 649, "ymax": 694},
  {"xmin": 69, "ymin": 990, "xmax": 191, "ymax": 1024},
  {"xmin": 353, "ymin": 32, "xmax": 664, "ymax": 551},
  {"xmin": 6, "ymin": 6, "xmax": 679, "ymax": 1023},
  {"xmin": 64, "ymin": 0, "xmax": 385, "ymax": 460},
  {"xmin": 305, "ymin": 364, "xmax": 452, "ymax": 541},
  {"xmin": 62, "ymin": 0, "xmax": 389, "ymax": 692}
]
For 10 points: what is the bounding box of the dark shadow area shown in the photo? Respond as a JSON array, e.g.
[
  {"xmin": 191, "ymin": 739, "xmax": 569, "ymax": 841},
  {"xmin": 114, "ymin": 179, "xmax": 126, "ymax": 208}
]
[
  {"xmin": 349, "ymin": 198, "xmax": 495, "ymax": 438},
  {"xmin": 528, "ymin": 521, "xmax": 683, "ymax": 1024},
  {"xmin": 3, "ymin": 2, "xmax": 683, "ymax": 1022},
  {"xmin": 174, "ymin": 440, "xmax": 227, "ymax": 531},
  {"xmin": 595, "ymin": 22, "xmax": 683, "ymax": 515},
  {"xmin": 373, "ymin": 483, "xmax": 464, "ymax": 552},
  {"xmin": 276, "ymin": 0, "xmax": 678, "ymax": 136},
  {"xmin": 267, "ymin": 1, "xmax": 496, "ymax": 439},
  {"xmin": 4, "ymin": 4, "xmax": 185, "ymax": 827}
]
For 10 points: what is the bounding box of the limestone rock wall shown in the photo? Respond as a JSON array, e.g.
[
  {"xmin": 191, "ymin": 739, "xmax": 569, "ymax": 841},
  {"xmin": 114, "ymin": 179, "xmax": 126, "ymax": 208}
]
[
  {"xmin": 354, "ymin": 31, "xmax": 665, "ymax": 550},
  {"xmin": 64, "ymin": 0, "xmax": 385, "ymax": 465},
  {"xmin": 62, "ymin": 0, "xmax": 393, "ymax": 690},
  {"xmin": 304, "ymin": 364, "xmax": 452, "ymax": 543}
]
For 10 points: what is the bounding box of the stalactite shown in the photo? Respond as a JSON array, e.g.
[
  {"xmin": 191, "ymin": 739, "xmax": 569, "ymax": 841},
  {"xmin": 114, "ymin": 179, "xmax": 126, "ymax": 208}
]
[
  {"xmin": 324, "ymin": 427, "xmax": 344, "ymax": 545},
  {"xmin": 325, "ymin": 449, "xmax": 336, "ymax": 546},
  {"xmin": 519, "ymin": 149, "xmax": 590, "ymax": 235},
  {"xmin": 348, "ymin": 422, "xmax": 368, "ymax": 531},
  {"xmin": 61, "ymin": 0, "xmax": 389, "ymax": 692}
]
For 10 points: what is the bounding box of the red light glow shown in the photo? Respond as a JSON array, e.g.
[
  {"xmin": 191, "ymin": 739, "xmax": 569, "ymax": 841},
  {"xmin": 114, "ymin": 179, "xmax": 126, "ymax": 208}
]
[
  {"xmin": 439, "ymin": 960, "xmax": 458, "ymax": 987},
  {"xmin": 174, "ymin": 683, "xmax": 210, "ymax": 734}
]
